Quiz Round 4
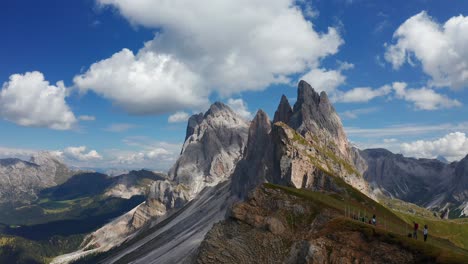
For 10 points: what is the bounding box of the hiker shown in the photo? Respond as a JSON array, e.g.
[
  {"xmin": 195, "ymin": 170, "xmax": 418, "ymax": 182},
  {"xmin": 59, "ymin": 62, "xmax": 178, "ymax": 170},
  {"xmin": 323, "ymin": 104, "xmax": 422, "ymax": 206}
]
[
  {"xmin": 372, "ymin": 214, "xmax": 377, "ymax": 226},
  {"xmin": 413, "ymin": 222, "xmax": 419, "ymax": 239},
  {"xmin": 423, "ymin": 225, "xmax": 428, "ymax": 242}
]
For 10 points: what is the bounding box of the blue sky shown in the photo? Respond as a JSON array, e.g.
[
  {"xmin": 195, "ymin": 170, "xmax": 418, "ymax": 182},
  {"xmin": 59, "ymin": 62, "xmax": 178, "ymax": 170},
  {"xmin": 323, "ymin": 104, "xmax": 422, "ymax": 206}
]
[{"xmin": 1, "ymin": 0, "xmax": 468, "ymax": 169}]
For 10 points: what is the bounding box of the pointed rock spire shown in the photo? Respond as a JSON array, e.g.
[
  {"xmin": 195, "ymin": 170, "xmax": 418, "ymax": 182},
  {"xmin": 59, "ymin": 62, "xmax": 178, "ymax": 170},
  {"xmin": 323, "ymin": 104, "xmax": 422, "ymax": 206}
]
[
  {"xmin": 288, "ymin": 80, "xmax": 349, "ymax": 156},
  {"xmin": 273, "ymin": 95, "xmax": 293, "ymax": 124},
  {"xmin": 246, "ymin": 110, "xmax": 272, "ymax": 159},
  {"xmin": 231, "ymin": 110, "xmax": 273, "ymax": 198}
]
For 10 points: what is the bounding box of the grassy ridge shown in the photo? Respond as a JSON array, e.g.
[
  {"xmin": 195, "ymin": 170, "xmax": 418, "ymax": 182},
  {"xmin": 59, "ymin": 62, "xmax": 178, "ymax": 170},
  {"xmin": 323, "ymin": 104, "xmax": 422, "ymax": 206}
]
[{"xmin": 265, "ymin": 182, "xmax": 468, "ymax": 263}]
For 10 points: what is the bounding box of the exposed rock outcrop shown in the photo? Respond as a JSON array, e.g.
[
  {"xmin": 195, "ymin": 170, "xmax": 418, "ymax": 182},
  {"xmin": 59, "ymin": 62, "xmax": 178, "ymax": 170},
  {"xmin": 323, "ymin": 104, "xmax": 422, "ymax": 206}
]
[
  {"xmin": 0, "ymin": 152, "xmax": 77, "ymax": 204},
  {"xmin": 196, "ymin": 185, "xmax": 426, "ymax": 264}
]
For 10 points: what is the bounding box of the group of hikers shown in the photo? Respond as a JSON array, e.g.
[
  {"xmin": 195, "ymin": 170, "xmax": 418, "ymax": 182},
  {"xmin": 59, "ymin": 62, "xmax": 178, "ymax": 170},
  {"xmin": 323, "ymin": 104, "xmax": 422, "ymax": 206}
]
[
  {"xmin": 354, "ymin": 214, "xmax": 378, "ymax": 225},
  {"xmin": 351, "ymin": 213, "xmax": 378, "ymax": 226},
  {"xmin": 412, "ymin": 221, "xmax": 429, "ymax": 242},
  {"xmin": 351, "ymin": 213, "xmax": 429, "ymax": 242}
]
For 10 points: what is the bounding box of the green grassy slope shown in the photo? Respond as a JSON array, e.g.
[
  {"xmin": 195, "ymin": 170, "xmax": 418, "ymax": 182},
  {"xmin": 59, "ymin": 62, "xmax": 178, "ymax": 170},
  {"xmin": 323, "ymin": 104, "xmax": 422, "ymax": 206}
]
[{"xmin": 266, "ymin": 180, "xmax": 468, "ymax": 263}]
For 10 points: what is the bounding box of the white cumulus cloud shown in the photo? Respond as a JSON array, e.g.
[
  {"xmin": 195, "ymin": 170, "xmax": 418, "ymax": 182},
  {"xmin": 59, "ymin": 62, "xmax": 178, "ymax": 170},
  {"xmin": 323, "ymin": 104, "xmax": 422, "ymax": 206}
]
[
  {"xmin": 400, "ymin": 132, "xmax": 468, "ymax": 161},
  {"xmin": 385, "ymin": 11, "xmax": 468, "ymax": 89},
  {"xmin": 392, "ymin": 82, "xmax": 461, "ymax": 110},
  {"xmin": 60, "ymin": 146, "xmax": 103, "ymax": 161},
  {"xmin": 301, "ymin": 68, "xmax": 347, "ymax": 94},
  {"xmin": 226, "ymin": 98, "xmax": 252, "ymax": 120},
  {"xmin": 76, "ymin": 0, "xmax": 343, "ymax": 114},
  {"xmin": 74, "ymin": 49, "xmax": 208, "ymax": 115},
  {"xmin": 0, "ymin": 71, "xmax": 76, "ymax": 130},
  {"xmin": 336, "ymin": 85, "xmax": 392, "ymax": 103},
  {"xmin": 168, "ymin": 111, "xmax": 190, "ymax": 123}
]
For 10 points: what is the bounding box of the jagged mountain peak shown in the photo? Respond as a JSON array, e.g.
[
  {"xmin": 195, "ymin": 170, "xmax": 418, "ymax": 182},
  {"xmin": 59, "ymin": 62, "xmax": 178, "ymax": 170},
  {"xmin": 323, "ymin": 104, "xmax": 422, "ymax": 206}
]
[
  {"xmin": 295, "ymin": 80, "xmax": 321, "ymax": 110},
  {"xmin": 251, "ymin": 109, "xmax": 271, "ymax": 131},
  {"xmin": 204, "ymin": 101, "xmax": 235, "ymax": 118},
  {"xmin": 289, "ymin": 80, "xmax": 349, "ymax": 157},
  {"xmin": 273, "ymin": 94, "xmax": 293, "ymax": 124},
  {"xmin": 246, "ymin": 110, "xmax": 272, "ymax": 159}
]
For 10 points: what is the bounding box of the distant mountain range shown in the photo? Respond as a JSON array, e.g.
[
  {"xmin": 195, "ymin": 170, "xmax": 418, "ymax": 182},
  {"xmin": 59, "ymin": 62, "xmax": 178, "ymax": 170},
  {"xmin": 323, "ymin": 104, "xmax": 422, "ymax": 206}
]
[
  {"xmin": 360, "ymin": 148, "xmax": 468, "ymax": 218},
  {"xmin": 0, "ymin": 152, "xmax": 78, "ymax": 205}
]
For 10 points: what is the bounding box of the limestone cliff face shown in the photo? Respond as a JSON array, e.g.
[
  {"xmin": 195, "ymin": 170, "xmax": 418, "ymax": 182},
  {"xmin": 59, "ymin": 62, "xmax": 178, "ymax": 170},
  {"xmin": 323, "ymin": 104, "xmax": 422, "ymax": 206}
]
[
  {"xmin": 196, "ymin": 185, "xmax": 423, "ymax": 264},
  {"xmin": 232, "ymin": 80, "xmax": 370, "ymax": 198},
  {"xmin": 169, "ymin": 102, "xmax": 249, "ymax": 199},
  {"xmin": 131, "ymin": 102, "xmax": 249, "ymax": 228}
]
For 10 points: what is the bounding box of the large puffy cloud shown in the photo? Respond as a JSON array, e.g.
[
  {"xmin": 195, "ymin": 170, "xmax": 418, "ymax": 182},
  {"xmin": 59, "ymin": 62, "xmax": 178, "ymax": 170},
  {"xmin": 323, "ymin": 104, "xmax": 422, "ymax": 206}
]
[
  {"xmin": 75, "ymin": 0, "xmax": 343, "ymax": 114},
  {"xmin": 74, "ymin": 49, "xmax": 208, "ymax": 115},
  {"xmin": 400, "ymin": 132, "xmax": 468, "ymax": 161},
  {"xmin": 392, "ymin": 82, "xmax": 461, "ymax": 110},
  {"xmin": 385, "ymin": 11, "xmax": 468, "ymax": 89},
  {"xmin": 0, "ymin": 71, "xmax": 77, "ymax": 130}
]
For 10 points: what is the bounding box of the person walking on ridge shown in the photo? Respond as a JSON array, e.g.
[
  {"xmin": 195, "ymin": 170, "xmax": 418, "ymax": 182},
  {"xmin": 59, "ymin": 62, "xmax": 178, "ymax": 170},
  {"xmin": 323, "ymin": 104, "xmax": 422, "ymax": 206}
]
[
  {"xmin": 413, "ymin": 222, "xmax": 419, "ymax": 239},
  {"xmin": 423, "ymin": 225, "xmax": 428, "ymax": 242}
]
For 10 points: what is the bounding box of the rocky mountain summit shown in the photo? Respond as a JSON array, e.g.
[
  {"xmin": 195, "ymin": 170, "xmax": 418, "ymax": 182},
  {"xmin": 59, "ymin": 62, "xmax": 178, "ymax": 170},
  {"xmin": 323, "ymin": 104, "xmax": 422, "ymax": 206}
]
[
  {"xmin": 169, "ymin": 102, "xmax": 249, "ymax": 198},
  {"xmin": 360, "ymin": 149, "xmax": 468, "ymax": 217},
  {"xmin": 0, "ymin": 152, "xmax": 76, "ymax": 204},
  {"xmin": 232, "ymin": 80, "xmax": 369, "ymax": 198},
  {"xmin": 132, "ymin": 101, "xmax": 249, "ymax": 228}
]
